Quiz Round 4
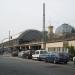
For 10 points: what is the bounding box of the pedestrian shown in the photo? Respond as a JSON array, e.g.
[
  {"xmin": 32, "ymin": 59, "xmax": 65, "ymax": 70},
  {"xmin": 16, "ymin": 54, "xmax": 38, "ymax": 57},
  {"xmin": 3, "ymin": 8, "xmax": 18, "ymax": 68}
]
[{"xmin": 73, "ymin": 56, "xmax": 75, "ymax": 65}]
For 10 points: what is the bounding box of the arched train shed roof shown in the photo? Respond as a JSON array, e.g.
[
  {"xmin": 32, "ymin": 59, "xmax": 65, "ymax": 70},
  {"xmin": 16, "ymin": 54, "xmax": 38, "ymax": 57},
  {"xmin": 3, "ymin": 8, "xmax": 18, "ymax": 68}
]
[{"xmin": 17, "ymin": 29, "xmax": 43, "ymax": 43}]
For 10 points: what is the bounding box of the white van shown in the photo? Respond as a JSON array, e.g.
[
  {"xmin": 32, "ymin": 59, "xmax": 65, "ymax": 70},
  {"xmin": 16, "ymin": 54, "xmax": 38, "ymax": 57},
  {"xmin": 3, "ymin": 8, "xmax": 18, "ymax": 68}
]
[{"xmin": 32, "ymin": 50, "xmax": 48, "ymax": 60}]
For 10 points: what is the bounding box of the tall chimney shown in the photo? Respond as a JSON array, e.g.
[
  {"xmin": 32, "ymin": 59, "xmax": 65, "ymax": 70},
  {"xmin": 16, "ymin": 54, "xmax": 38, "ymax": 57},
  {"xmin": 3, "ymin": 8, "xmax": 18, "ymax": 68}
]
[
  {"xmin": 48, "ymin": 26, "xmax": 53, "ymax": 34},
  {"xmin": 43, "ymin": 3, "xmax": 46, "ymax": 49},
  {"xmin": 48, "ymin": 25, "xmax": 54, "ymax": 39}
]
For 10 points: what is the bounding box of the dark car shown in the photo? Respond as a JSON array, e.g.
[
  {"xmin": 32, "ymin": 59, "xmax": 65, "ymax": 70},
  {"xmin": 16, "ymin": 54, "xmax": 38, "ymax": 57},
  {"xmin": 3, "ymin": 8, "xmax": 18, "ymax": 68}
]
[
  {"xmin": 23, "ymin": 50, "xmax": 35, "ymax": 59},
  {"xmin": 11, "ymin": 51, "xmax": 18, "ymax": 57},
  {"xmin": 45, "ymin": 52, "xmax": 69, "ymax": 64}
]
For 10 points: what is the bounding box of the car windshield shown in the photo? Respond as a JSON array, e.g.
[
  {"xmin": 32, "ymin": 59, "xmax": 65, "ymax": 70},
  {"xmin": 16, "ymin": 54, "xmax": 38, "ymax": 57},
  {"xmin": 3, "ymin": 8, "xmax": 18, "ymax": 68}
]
[
  {"xmin": 54, "ymin": 53, "xmax": 68, "ymax": 58},
  {"xmin": 35, "ymin": 51, "xmax": 39, "ymax": 54},
  {"xmin": 40, "ymin": 51, "xmax": 47, "ymax": 54}
]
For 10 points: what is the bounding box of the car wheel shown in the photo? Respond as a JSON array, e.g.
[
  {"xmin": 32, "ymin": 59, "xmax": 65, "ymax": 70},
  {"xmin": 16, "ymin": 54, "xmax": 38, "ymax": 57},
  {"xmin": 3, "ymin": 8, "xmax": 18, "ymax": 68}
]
[
  {"xmin": 53, "ymin": 60, "xmax": 56, "ymax": 64},
  {"xmin": 45, "ymin": 59, "xmax": 48, "ymax": 62},
  {"xmin": 32, "ymin": 57, "xmax": 34, "ymax": 60},
  {"xmin": 74, "ymin": 61, "xmax": 75, "ymax": 65},
  {"xmin": 37, "ymin": 58, "xmax": 41, "ymax": 61},
  {"xmin": 64, "ymin": 61, "xmax": 67, "ymax": 64}
]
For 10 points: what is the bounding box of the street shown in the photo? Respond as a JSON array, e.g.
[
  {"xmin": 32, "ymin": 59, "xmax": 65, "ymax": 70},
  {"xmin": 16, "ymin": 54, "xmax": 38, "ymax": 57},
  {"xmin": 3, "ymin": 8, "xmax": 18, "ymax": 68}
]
[{"xmin": 0, "ymin": 56, "xmax": 75, "ymax": 75}]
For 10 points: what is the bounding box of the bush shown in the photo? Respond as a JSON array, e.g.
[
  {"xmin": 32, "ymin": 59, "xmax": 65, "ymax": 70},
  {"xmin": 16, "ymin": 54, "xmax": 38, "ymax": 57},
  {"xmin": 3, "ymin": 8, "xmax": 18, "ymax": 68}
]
[{"xmin": 66, "ymin": 46, "xmax": 75, "ymax": 61}]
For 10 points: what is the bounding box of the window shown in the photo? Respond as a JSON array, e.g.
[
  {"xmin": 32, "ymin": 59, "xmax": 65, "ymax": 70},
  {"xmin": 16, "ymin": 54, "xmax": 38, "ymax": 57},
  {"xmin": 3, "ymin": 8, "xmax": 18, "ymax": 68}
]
[
  {"xmin": 40, "ymin": 51, "xmax": 47, "ymax": 54},
  {"xmin": 51, "ymin": 55, "xmax": 55, "ymax": 57},
  {"xmin": 35, "ymin": 51, "xmax": 39, "ymax": 54}
]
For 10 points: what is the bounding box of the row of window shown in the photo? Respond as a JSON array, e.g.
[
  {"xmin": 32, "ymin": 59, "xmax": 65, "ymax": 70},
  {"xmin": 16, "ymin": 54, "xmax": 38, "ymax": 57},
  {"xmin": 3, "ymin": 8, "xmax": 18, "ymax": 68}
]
[{"xmin": 48, "ymin": 47, "xmax": 68, "ymax": 53}]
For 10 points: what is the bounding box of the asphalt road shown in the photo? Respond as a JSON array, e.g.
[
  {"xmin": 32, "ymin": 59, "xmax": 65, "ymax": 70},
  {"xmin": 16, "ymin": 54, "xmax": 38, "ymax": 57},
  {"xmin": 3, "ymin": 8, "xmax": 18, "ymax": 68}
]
[{"xmin": 0, "ymin": 56, "xmax": 75, "ymax": 75}]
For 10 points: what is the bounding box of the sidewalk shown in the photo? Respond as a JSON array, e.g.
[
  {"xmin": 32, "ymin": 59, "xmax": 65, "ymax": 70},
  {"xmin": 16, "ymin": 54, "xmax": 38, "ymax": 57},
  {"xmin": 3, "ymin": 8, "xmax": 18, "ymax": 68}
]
[
  {"xmin": 58, "ymin": 61, "xmax": 75, "ymax": 69},
  {"xmin": 68, "ymin": 61, "xmax": 75, "ymax": 67},
  {"xmin": 3, "ymin": 53, "xmax": 11, "ymax": 57}
]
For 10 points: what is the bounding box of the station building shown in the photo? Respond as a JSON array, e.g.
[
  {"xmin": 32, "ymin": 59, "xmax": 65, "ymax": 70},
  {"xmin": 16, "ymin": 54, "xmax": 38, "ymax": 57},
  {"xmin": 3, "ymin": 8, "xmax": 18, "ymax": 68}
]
[{"xmin": 0, "ymin": 23, "xmax": 75, "ymax": 53}]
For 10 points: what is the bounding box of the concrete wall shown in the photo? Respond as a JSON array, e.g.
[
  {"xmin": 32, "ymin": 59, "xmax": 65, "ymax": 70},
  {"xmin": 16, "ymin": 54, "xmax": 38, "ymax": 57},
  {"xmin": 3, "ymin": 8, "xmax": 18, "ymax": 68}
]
[
  {"xmin": 46, "ymin": 42, "xmax": 68, "ymax": 53},
  {"xmin": 68, "ymin": 40, "xmax": 75, "ymax": 47},
  {"xmin": 46, "ymin": 42, "xmax": 63, "ymax": 48}
]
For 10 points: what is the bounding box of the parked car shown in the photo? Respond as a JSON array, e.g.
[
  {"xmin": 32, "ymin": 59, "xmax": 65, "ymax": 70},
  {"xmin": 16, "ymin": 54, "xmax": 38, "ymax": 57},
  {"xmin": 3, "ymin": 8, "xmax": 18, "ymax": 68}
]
[
  {"xmin": 18, "ymin": 50, "xmax": 35, "ymax": 59},
  {"xmin": 23, "ymin": 50, "xmax": 35, "ymax": 59},
  {"xmin": 18, "ymin": 51, "xmax": 25, "ymax": 58},
  {"xmin": 45, "ymin": 52, "xmax": 69, "ymax": 64},
  {"xmin": 32, "ymin": 50, "xmax": 48, "ymax": 61},
  {"xmin": 11, "ymin": 51, "xmax": 18, "ymax": 57}
]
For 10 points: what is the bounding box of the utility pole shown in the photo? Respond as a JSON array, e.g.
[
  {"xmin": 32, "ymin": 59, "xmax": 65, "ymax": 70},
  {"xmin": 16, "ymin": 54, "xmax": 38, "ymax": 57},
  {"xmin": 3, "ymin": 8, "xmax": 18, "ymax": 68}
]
[
  {"xmin": 9, "ymin": 30, "xmax": 10, "ymax": 46},
  {"xmin": 9, "ymin": 30, "xmax": 11, "ymax": 53},
  {"xmin": 43, "ymin": 3, "xmax": 46, "ymax": 49}
]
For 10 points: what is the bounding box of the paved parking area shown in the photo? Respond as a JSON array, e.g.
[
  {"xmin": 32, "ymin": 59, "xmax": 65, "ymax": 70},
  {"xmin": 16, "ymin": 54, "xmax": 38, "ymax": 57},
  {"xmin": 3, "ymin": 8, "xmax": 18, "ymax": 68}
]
[
  {"xmin": 1, "ymin": 54, "xmax": 75, "ymax": 69},
  {"xmin": 0, "ymin": 56, "xmax": 75, "ymax": 75}
]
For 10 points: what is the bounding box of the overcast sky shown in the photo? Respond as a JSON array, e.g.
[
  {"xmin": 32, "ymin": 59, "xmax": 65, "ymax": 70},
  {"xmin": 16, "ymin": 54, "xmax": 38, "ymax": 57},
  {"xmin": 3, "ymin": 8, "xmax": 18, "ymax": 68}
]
[{"xmin": 0, "ymin": 0, "xmax": 75, "ymax": 42}]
